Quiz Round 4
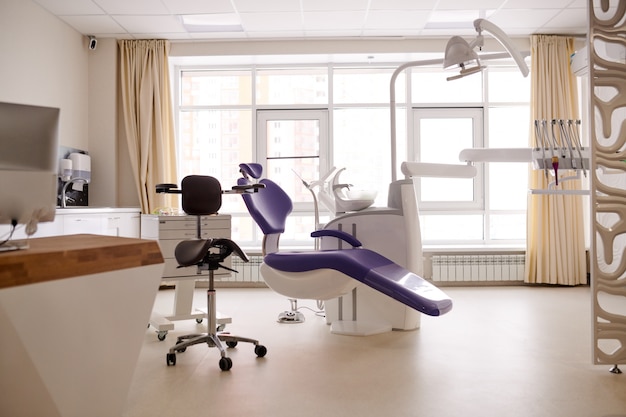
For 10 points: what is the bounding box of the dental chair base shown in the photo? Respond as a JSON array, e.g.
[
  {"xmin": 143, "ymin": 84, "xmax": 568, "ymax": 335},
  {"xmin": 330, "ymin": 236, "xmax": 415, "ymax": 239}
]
[
  {"xmin": 322, "ymin": 207, "xmax": 422, "ymax": 332},
  {"xmin": 325, "ymin": 284, "xmax": 418, "ymax": 334},
  {"xmin": 262, "ymin": 255, "xmax": 393, "ymax": 334},
  {"xmin": 327, "ymin": 287, "xmax": 394, "ymax": 336},
  {"xmin": 331, "ymin": 320, "xmax": 393, "ymax": 336}
]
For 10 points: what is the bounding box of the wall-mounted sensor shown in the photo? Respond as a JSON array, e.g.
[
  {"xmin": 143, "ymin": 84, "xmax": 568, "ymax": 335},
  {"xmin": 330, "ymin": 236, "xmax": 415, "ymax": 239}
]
[{"xmin": 88, "ymin": 35, "xmax": 97, "ymax": 50}]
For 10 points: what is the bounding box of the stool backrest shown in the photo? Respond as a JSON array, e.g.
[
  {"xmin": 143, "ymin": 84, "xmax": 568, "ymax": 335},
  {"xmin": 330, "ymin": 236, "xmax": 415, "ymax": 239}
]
[{"xmin": 181, "ymin": 175, "xmax": 222, "ymax": 215}]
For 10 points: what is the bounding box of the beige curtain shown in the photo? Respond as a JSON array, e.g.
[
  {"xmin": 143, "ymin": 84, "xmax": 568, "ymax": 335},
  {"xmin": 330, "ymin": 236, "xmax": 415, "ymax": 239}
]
[
  {"xmin": 118, "ymin": 39, "xmax": 178, "ymax": 214},
  {"xmin": 525, "ymin": 35, "xmax": 586, "ymax": 285}
]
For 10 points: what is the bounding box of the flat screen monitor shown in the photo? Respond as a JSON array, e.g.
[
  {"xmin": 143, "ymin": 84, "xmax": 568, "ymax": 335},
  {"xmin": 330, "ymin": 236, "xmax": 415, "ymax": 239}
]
[{"xmin": 0, "ymin": 101, "xmax": 60, "ymax": 237}]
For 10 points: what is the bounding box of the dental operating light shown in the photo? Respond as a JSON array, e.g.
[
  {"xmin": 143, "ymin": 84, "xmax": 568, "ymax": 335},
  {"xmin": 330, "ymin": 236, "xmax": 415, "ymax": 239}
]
[
  {"xmin": 443, "ymin": 36, "xmax": 484, "ymax": 81},
  {"xmin": 443, "ymin": 18, "xmax": 530, "ymax": 80},
  {"xmin": 389, "ymin": 18, "xmax": 529, "ymax": 182}
]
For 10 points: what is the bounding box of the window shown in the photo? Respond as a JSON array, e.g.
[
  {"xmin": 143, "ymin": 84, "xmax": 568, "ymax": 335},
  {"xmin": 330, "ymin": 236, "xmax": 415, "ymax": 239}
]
[
  {"xmin": 173, "ymin": 61, "xmax": 530, "ymax": 247},
  {"xmin": 257, "ymin": 110, "xmax": 328, "ymax": 208},
  {"xmin": 255, "ymin": 68, "xmax": 328, "ymax": 105},
  {"xmin": 413, "ymin": 108, "xmax": 483, "ymax": 205}
]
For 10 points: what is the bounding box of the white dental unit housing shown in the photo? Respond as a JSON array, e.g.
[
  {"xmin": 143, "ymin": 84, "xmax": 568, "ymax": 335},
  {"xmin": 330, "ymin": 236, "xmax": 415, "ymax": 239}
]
[{"xmin": 322, "ymin": 162, "xmax": 476, "ymax": 333}]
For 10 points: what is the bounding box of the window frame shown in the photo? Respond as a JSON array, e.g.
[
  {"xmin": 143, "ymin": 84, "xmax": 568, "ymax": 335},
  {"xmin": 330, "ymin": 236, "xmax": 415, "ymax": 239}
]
[
  {"xmin": 411, "ymin": 107, "xmax": 485, "ymax": 211},
  {"xmin": 171, "ymin": 60, "xmax": 531, "ymax": 248},
  {"xmin": 256, "ymin": 109, "xmax": 330, "ymax": 213}
]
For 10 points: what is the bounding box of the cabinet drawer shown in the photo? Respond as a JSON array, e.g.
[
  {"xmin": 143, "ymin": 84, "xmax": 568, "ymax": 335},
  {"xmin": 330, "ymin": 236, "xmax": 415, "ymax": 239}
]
[
  {"xmin": 157, "ymin": 239, "xmax": 180, "ymax": 257},
  {"xmin": 200, "ymin": 228, "xmax": 230, "ymax": 239},
  {"xmin": 157, "ymin": 217, "xmax": 231, "ymax": 231},
  {"xmin": 198, "ymin": 219, "xmax": 230, "ymax": 230},
  {"xmin": 158, "ymin": 229, "xmax": 201, "ymax": 240},
  {"xmin": 63, "ymin": 215, "xmax": 103, "ymax": 235},
  {"xmin": 158, "ymin": 219, "xmax": 199, "ymax": 230}
]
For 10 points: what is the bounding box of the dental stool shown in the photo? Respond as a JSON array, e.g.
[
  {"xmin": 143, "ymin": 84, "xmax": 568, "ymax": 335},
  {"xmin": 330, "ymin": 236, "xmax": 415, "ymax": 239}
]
[
  {"xmin": 237, "ymin": 164, "xmax": 453, "ymax": 334},
  {"xmin": 162, "ymin": 175, "xmax": 267, "ymax": 371}
]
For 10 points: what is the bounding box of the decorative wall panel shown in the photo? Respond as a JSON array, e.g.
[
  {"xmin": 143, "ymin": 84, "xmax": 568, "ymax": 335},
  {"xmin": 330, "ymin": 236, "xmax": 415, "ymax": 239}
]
[{"xmin": 590, "ymin": 0, "xmax": 626, "ymax": 370}]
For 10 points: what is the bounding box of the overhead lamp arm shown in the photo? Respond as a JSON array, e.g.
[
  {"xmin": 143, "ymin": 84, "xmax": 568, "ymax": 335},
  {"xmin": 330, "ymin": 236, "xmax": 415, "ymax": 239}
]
[
  {"xmin": 389, "ymin": 52, "xmax": 524, "ymax": 182},
  {"xmin": 473, "ymin": 18, "xmax": 529, "ymax": 77},
  {"xmin": 389, "ymin": 19, "xmax": 529, "ymax": 182}
]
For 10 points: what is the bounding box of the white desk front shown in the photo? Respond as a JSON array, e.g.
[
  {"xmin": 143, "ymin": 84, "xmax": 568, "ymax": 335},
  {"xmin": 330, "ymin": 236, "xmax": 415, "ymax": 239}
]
[{"xmin": 0, "ymin": 234, "xmax": 164, "ymax": 417}]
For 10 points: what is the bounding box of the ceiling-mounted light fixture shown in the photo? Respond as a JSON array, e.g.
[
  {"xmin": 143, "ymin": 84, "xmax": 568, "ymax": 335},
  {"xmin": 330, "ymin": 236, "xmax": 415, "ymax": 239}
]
[
  {"xmin": 180, "ymin": 13, "xmax": 243, "ymax": 33},
  {"xmin": 443, "ymin": 36, "xmax": 484, "ymax": 81},
  {"xmin": 443, "ymin": 18, "xmax": 529, "ymax": 80},
  {"xmin": 388, "ymin": 19, "xmax": 529, "ymax": 181}
]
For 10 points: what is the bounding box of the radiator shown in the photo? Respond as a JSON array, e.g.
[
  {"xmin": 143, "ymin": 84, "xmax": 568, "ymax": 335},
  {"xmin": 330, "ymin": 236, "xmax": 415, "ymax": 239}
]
[
  {"xmin": 220, "ymin": 255, "xmax": 265, "ymax": 287},
  {"xmin": 221, "ymin": 253, "xmax": 526, "ymax": 287},
  {"xmin": 429, "ymin": 253, "xmax": 525, "ymax": 284}
]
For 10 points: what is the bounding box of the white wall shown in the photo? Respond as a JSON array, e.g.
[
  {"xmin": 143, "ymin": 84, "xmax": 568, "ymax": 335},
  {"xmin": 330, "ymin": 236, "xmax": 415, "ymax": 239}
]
[
  {"xmin": 87, "ymin": 38, "xmax": 131, "ymax": 207},
  {"xmin": 169, "ymin": 37, "xmax": 531, "ymax": 62},
  {"xmin": 0, "ymin": 0, "xmax": 136, "ymax": 208},
  {"xmin": 0, "ymin": 0, "xmax": 88, "ymax": 150}
]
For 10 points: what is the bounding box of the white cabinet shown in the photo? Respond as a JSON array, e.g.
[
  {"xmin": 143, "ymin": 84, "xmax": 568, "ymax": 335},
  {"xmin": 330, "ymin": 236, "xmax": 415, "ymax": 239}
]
[
  {"xmin": 0, "ymin": 208, "xmax": 141, "ymax": 240},
  {"xmin": 141, "ymin": 214, "xmax": 231, "ymax": 279},
  {"xmin": 102, "ymin": 211, "xmax": 141, "ymax": 238},
  {"xmin": 63, "ymin": 214, "xmax": 105, "ymax": 235},
  {"xmin": 140, "ymin": 214, "xmax": 233, "ymax": 339},
  {"xmin": 59, "ymin": 209, "xmax": 141, "ymax": 238}
]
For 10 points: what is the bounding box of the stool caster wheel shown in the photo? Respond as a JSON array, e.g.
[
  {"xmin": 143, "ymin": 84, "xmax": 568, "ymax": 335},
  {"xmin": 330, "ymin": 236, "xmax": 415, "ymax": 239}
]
[
  {"xmin": 255, "ymin": 345, "xmax": 267, "ymax": 357},
  {"xmin": 219, "ymin": 357, "xmax": 232, "ymax": 371},
  {"xmin": 166, "ymin": 353, "xmax": 176, "ymax": 366}
]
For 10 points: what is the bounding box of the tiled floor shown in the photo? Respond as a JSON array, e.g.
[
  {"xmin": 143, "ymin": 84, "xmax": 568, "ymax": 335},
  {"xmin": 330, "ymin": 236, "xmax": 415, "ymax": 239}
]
[{"xmin": 123, "ymin": 285, "xmax": 626, "ymax": 417}]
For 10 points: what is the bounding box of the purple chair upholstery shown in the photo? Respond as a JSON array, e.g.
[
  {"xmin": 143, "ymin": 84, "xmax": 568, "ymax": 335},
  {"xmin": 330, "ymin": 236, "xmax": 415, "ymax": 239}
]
[
  {"xmin": 239, "ymin": 163, "xmax": 264, "ymax": 180},
  {"xmin": 240, "ymin": 178, "xmax": 292, "ymax": 236}
]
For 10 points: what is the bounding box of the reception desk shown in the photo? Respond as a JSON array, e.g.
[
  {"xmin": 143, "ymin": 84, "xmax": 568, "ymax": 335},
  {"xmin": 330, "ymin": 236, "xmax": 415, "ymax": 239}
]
[{"xmin": 0, "ymin": 234, "xmax": 164, "ymax": 417}]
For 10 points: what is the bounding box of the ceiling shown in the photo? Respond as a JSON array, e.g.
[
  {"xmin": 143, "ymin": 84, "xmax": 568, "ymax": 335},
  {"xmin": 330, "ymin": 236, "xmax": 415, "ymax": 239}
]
[{"xmin": 32, "ymin": 0, "xmax": 589, "ymax": 41}]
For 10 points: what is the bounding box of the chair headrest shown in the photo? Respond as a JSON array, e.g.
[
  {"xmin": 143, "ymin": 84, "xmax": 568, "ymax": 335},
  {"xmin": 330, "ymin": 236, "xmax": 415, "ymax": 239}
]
[
  {"xmin": 241, "ymin": 178, "xmax": 292, "ymax": 235},
  {"xmin": 239, "ymin": 163, "xmax": 263, "ymax": 180},
  {"xmin": 181, "ymin": 175, "xmax": 222, "ymax": 215}
]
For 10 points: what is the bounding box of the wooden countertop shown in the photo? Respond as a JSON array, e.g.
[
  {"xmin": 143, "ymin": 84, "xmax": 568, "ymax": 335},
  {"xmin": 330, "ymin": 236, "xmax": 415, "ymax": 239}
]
[{"xmin": 0, "ymin": 234, "xmax": 164, "ymax": 290}]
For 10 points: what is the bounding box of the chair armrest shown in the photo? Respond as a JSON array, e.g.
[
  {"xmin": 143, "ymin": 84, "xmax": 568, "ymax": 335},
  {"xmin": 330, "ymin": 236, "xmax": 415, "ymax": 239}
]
[
  {"xmin": 229, "ymin": 183, "xmax": 265, "ymax": 193},
  {"xmin": 310, "ymin": 229, "xmax": 362, "ymax": 248}
]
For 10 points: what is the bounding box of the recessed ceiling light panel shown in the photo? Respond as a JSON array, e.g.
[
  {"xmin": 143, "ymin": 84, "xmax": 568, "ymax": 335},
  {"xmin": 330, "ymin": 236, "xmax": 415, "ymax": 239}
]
[{"xmin": 180, "ymin": 13, "xmax": 243, "ymax": 32}]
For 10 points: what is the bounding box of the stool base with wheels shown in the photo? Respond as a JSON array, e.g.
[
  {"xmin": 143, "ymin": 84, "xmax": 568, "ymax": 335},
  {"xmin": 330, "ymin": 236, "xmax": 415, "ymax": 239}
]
[{"xmin": 165, "ymin": 239, "xmax": 267, "ymax": 370}]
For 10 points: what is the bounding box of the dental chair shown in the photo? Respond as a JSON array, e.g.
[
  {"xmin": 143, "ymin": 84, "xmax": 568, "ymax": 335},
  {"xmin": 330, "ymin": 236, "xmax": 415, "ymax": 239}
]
[
  {"xmin": 237, "ymin": 163, "xmax": 453, "ymax": 333},
  {"xmin": 238, "ymin": 164, "xmax": 316, "ymax": 323},
  {"xmin": 161, "ymin": 175, "xmax": 267, "ymax": 371}
]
